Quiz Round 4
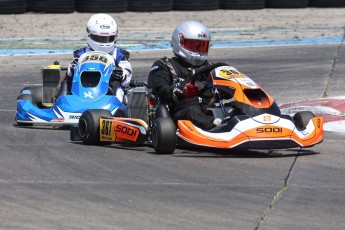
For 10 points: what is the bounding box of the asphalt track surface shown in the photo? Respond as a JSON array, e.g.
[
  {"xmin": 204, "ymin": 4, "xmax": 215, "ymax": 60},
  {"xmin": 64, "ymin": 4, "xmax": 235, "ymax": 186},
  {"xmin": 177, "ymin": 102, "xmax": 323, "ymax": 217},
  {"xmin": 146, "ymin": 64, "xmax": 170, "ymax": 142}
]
[{"xmin": 1, "ymin": 44, "xmax": 345, "ymax": 229}]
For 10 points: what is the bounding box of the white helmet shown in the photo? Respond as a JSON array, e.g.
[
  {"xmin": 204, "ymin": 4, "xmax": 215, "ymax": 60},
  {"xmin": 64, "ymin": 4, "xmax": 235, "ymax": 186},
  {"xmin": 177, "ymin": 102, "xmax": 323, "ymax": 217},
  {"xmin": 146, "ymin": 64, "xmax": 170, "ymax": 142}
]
[
  {"xmin": 171, "ymin": 20, "xmax": 211, "ymax": 67},
  {"xmin": 86, "ymin": 13, "xmax": 118, "ymax": 53}
]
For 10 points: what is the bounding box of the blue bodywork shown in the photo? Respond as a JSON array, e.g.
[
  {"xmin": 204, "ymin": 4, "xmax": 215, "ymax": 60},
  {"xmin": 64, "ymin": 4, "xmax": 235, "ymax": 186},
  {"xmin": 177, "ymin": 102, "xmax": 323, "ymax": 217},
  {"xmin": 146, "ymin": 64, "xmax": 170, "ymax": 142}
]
[{"xmin": 16, "ymin": 52, "xmax": 125, "ymax": 125}]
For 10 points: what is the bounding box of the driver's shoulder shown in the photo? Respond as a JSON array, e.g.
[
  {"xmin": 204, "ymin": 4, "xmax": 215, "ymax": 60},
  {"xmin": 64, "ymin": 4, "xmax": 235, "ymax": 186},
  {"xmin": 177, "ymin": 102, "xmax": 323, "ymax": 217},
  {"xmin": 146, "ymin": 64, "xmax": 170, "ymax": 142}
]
[
  {"xmin": 73, "ymin": 47, "xmax": 89, "ymax": 58},
  {"xmin": 111, "ymin": 47, "xmax": 130, "ymax": 61},
  {"xmin": 151, "ymin": 56, "xmax": 172, "ymax": 70}
]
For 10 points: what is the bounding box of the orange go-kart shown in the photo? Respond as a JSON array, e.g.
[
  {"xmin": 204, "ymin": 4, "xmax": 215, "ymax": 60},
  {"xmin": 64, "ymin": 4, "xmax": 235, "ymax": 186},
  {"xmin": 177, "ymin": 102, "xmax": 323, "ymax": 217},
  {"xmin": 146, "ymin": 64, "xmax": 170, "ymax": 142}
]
[{"xmin": 70, "ymin": 62, "xmax": 324, "ymax": 154}]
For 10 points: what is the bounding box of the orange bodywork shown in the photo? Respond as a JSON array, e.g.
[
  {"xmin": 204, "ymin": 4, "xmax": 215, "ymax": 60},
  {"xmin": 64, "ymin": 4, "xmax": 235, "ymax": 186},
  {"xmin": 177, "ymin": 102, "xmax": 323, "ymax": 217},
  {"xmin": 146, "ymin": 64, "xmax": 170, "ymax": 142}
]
[
  {"xmin": 290, "ymin": 116, "xmax": 324, "ymax": 147},
  {"xmin": 210, "ymin": 71, "xmax": 275, "ymax": 108},
  {"xmin": 177, "ymin": 116, "xmax": 324, "ymax": 149},
  {"xmin": 100, "ymin": 117, "xmax": 147, "ymax": 143},
  {"xmin": 178, "ymin": 120, "xmax": 249, "ymax": 148}
]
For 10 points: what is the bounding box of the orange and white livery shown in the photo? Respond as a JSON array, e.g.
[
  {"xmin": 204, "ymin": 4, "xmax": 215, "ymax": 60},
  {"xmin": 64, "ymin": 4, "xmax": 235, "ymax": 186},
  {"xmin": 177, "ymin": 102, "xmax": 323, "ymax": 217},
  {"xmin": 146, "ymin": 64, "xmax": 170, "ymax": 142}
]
[{"xmin": 72, "ymin": 62, "xmax": 324, "ymax": 155}]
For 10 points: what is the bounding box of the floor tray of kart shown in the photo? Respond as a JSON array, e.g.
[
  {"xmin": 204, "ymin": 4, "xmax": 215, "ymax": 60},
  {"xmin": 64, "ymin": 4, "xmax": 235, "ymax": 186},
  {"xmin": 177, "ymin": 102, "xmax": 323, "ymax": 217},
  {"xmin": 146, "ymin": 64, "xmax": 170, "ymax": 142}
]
[
  {"xmin": 15, "ymin": 51, "xmax": 130, "ymax": 126},
  {"xmin": 70, "ymin": 62, "xmax": 324, "ymax": 154}
]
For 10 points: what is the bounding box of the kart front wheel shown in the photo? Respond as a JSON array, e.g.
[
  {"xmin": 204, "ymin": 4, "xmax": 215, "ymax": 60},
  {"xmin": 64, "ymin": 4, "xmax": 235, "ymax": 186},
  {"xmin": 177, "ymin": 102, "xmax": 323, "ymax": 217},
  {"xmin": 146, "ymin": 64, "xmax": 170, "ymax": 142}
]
[
  {"xmin": 293, "ymin": 111, "xmax": 315, "ymax": 130},
  {"xmin": 151, "ymin": 117, "xmax": 176, "ymax": 154},
  {"xmin": 78, "ymin": 109, "xmax": 112, "ymax": 145}
]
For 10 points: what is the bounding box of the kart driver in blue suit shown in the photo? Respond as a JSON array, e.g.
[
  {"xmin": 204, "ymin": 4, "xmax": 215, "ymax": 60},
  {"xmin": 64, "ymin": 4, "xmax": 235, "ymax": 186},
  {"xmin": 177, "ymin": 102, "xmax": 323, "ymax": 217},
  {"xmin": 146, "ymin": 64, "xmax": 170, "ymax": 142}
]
[{"xmin": 62, "ymin": 13, "xmax": 132, "ymax": 103}]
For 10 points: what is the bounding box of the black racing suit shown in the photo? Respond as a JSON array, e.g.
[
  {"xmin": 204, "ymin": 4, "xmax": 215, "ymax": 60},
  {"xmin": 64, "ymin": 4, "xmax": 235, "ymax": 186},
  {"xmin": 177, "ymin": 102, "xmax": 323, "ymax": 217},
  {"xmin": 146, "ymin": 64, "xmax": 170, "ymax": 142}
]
[{"xmin": 148, "ymin": 56, "xmax": 215, "ymax": 130}]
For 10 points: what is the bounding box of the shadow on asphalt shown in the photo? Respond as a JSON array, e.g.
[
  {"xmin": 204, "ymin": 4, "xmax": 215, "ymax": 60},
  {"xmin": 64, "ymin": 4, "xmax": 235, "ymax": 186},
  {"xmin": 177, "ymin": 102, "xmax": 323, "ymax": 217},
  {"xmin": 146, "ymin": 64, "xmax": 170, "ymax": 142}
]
[
  {"xmin": 12, "ymin": 123, "xmax": 321, "ymax": 159},
  {"xmin": 69, "ymin": 140, "xmax": 319, "ymax": 158},
  {"xmin": 12, "ymin": 124, "xmax": 71, "ymax": 130},
  {"xmin": 172, "ymin": 147, "xmax": 320, "ymax": 158}
]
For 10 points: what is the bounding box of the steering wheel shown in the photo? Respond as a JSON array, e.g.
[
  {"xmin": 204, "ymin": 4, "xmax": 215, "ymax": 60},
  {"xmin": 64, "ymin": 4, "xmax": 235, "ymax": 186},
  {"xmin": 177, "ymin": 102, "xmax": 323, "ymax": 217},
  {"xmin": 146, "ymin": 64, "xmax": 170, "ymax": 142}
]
[{"xmin": 190, "ymin": 62, "xmax": 229, "ymax": 85}]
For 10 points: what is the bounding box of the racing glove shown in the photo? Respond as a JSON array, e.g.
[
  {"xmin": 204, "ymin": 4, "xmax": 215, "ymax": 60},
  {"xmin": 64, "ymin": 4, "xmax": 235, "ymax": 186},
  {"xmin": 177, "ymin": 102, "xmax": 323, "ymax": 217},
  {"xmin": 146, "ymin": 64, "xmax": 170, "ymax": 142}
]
[
  {"xmin": 110, "ymin": 67, "xmax": 126, "ymax": 82},
  {"xmin": 67, "ymin": 57, "xmax": 79, "ymax": 78},
  {"xmin": 182, "ymin": 82, "xmax": 199, "ymax": 98},
  {"xmin": 172, "ymin": 87, "xmax": 184, "ymax": 102}
]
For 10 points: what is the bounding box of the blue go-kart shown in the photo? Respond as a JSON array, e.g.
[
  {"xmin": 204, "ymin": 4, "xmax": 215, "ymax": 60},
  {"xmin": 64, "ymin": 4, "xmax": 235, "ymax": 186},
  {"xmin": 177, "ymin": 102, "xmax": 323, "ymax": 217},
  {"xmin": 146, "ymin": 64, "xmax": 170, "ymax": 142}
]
[{"xmin": 15, "ymin": 51, "xmax": 145, "ymax": 127}]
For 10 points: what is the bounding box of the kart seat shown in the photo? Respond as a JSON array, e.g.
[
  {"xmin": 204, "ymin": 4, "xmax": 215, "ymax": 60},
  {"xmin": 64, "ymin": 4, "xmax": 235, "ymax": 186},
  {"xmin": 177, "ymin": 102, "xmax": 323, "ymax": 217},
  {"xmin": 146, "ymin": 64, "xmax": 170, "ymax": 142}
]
[{"xmin": 126, "ymin": 85, "xmax": 148, "ymax": 121}]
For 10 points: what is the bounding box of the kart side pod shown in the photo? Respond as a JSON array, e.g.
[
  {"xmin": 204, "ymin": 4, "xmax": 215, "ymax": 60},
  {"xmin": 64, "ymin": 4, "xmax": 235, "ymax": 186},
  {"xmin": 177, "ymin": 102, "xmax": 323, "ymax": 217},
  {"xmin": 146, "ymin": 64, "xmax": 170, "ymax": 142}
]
[
  {"xmin": 70, "ymin": 109, "xmax": 149, "ymax": 145},
  {"xmin": 70, "ymin": 109, "xmax": 177, "ymax": 155}
]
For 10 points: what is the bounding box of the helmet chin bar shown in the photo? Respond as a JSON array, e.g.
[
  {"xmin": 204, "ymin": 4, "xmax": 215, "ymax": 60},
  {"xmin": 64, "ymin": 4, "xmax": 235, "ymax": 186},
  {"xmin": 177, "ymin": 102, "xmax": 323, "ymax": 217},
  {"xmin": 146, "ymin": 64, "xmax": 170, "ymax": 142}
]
[
  {"xmin": 177, "ymin": 48, "xmax": 208, "ymax": 67},
  {"xmin": 87, "ymin": 37, "xmax": 115, "ymax": 54},
  {"xmin": 191, "ymin": 57, "xmax": 207, "ymax": 67}
]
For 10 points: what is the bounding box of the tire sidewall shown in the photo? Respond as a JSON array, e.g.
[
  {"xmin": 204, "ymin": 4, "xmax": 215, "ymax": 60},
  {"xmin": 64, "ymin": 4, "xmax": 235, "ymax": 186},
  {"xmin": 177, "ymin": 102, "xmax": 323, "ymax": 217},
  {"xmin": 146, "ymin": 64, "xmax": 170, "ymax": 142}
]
[
  {"xmin": 78, "ymin": 109, "xmax": 112, "ymax": 145},
  {"xmin": 152, "ymin": 117, "xmax": 176, "ymax": 154}
]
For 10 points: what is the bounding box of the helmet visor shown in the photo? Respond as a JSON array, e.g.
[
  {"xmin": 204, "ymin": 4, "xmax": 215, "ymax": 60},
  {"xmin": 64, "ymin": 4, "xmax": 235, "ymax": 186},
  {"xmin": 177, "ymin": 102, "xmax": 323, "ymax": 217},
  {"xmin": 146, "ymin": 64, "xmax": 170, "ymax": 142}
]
[
  {"xmin": 180, "ymin": 35, "xmax": 210, "ymax": 54},
  {"xmin": 90, "ymin": 34, "xmax": 116, "ymax": 43}
]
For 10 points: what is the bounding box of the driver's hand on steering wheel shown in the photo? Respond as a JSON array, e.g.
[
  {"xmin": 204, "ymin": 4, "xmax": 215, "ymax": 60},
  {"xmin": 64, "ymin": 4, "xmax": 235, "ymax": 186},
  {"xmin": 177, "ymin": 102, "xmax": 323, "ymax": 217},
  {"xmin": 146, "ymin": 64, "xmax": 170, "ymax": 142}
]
[{"xmin": 183, "ymin": 82, "xmax": 199, "ymax": 98}]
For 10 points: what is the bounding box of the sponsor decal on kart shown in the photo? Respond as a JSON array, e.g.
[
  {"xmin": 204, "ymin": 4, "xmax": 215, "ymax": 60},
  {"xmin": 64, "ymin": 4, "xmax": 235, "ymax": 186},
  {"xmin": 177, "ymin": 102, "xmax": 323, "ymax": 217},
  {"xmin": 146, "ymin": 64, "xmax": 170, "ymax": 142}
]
[
  {"xmin": 234, "ymin": 78, "xmax": 257, "ymax": 88},
  {"xmin": 51, "ymin": 118, "xmax": 64, "ymax": 122},
  {"xmin": 100, "ymin": 118, "xmax": 116, "ymax": 141},
  {"xmin": 256, "ymin": 127, "xmax": 283, "ymax": 134},
  {"xmin": 215, "ymin": 66, "xmax": 241, "ymax": 79},
  {"xmin": 79, "ymin": 52, "xmax": 114, "ymax": 69},
  {"xmin": 252, "ymin": 113, "xmax": 280, "ymax": 123},
  {"xmin": 114, "ymin": 123, "xmax": 140, "ymax": 142},
  {"xmin": 100, "ymin": 118, "xmax": 140, "ymax": 142}
]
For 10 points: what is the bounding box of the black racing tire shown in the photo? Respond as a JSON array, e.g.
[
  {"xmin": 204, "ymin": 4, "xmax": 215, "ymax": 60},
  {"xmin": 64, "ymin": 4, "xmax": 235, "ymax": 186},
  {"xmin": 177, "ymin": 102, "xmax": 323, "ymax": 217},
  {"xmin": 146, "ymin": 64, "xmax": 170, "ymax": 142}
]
[
  {"xmin": 220, "ymin": 0, "xmax": 265, "ymax": 9},
  {"xmin": 293, "ymin": 111, "xmax": 315, "ymax": 130},
  {"xmin": 27, "ymin": 0, "xmax": 75, "ymax": 13},
  {"xmin": 20, "ymin": 86, "xmax": 43, "ymax": 107},
  {"xmin": 17, "ymin": 94, "xmax": 34, "ymax": 127},
  {"xmin": 0, "ymin": 0, "xmax": 26, "ymax": 14},
  {"xmin": 151, "ymin": 118, "xmax": 176, "ymax": 154},
  {"xmin": 128, "ymin": 0, "xmax": 173, "ymax": 11},
  {"xmin": 75, "ymin": 0, "xmax": 127, "ymax": 12},
  {"xmin": 309, "ymin": 0, "xmax": 345, "ymax": 7},
  {"xmin": 266, "ymin": 0, "xmax": 309, "ymax": 8},
  {"xmin": 78, "ymin": 109, "xmax": 112, "ymax": 145},
  {"xmin": 173, "ymin": 0, "xmax": 219, "ymax": 10}
]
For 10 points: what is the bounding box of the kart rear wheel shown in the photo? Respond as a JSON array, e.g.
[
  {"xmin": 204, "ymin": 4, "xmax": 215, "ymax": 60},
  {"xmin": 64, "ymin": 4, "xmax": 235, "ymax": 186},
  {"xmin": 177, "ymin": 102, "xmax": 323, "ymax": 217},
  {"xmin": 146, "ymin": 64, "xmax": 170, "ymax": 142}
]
[
  {"xmin": 78, "ymin": 109, "xmax": 112, "ymax": 145},
  {"xmin": 152, "ymin": 118, "xmax": 176, "ymax": 154},
  {"xmin": 293, "ymin": 111, "xmax": 315, "ymax": 130}
]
